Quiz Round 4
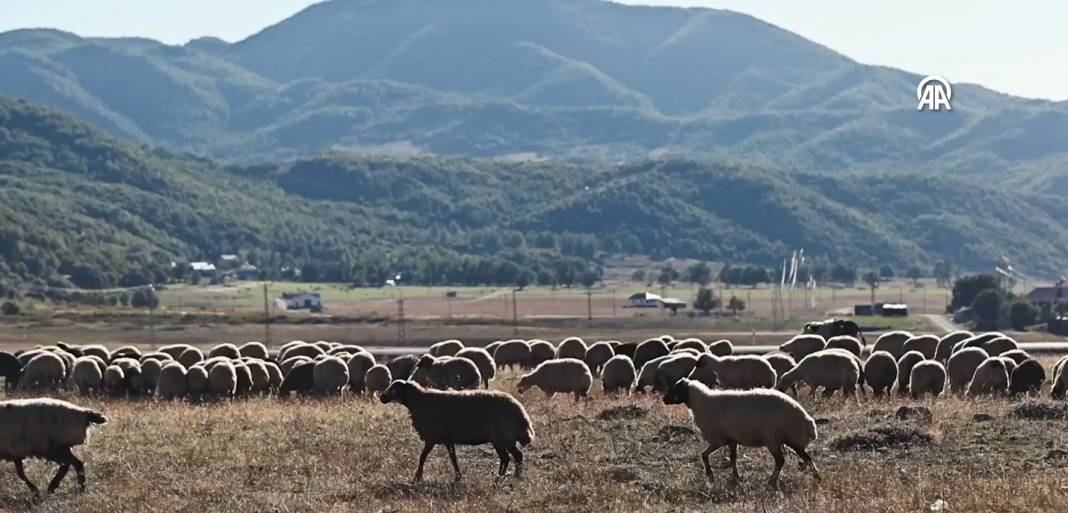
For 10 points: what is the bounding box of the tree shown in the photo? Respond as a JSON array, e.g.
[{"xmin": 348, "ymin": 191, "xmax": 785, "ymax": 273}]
[
  {"xmin": 189, "ymin": 269, "xmax": 202, "ymax": 285},
  {"xmin": 1, "ymin": 301, "xmax": 19, "ymax": 316},
  {"xmin": 951, "ymin": 274, "xmax": 1000, "ymax": 310},
  {"xmin": 657, "ymin": 264, "xmax": 679, "ymax": 286},
  {"xmin": 727, "ymin": 295, "xmax": 746, "ymax": 314},
  {"xmin": 972, "ymin": 289, "xmax": 1002, "ymax": 330},
  {"xmin": 906, "ymin": 266, "xmax": 923, "ymax": 286},
  {"xmin": 933, "ymin": 259, "xmax": 954, "ymax": 287},
  {"xmin": 863, "ymin": 270, "xmax": 880, "ymax": 307},
  {"xmin": 630, "ymin": 269, "xmax": 646, "ymax": 282},
  {"xmin": 879, "ymin": 265, "xmax": 894, "ymax": 279},
  {"xmin": 693, "ymin": 288, "xmax": 720, "ymax": 314},
  {"xmin": 130, "ymin": 288, "xmax": 159, "ymax": 310},
  {"xmin": 685, "ymin": 262, "xmax": 712, "ymax": 286},
  {"xmin": 830, "ymin": 264, "xmax": 857, "ymax": 285},
  {"xmin": 1009, "ymin": 301, "xmax": 1038, "ymax": 331},
  {"xmin": 579, "ymin": 269, "xmax": 600, "ymax": 289},
  {"xmin": 300, "ymin": 263, "xmax": 321, "ymax": 283},
  {"xmin": 741, "ymin": 266, "xmax": 770, "ymax": 288}
]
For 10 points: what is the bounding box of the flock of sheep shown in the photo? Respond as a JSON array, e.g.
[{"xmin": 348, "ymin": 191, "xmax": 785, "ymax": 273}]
[{"xmin": 2, "ymin": 328, "xmax": 1068, "ymax": 497}]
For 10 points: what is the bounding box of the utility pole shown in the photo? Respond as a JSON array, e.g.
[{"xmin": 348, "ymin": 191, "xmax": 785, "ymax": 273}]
[
  {"xmin": 586, "ymin": 289, "xmax": 593, "ymax": 321},
  {"xmin": 397, "ymin": 297, "xmax": 406, "ymax": 344},
  {"xmin": 447, "ymin": 294, "xmax": 453, "ymax": 321},
  {"xmin": 147, "ymin": 285, "xmax": 157, "ymax": 348},
  {"xmin": 511, "ymin": 288, "xmax": 518, "ymax": 336},
  {"xmin": 611, "ymin": 289, "xmax": 616, "ymax": 318},
  {"xmin": 262, "ymin": 282, "xmax": 271, "ymax": 348}
]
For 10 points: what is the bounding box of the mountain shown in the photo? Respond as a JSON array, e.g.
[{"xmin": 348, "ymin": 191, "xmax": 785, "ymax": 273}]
[
  {"xmin": 1, "ymin": 0, "xmax": 1067, "ymax": 191},
  {"xmin": 3, "ymin": 96, "xmax": 1067, "ymax": 292}
]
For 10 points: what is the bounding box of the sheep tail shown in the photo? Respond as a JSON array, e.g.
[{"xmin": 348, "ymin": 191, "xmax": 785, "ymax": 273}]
[
  {"xmin": 86, "ymin": 409, "xmax": 108, "ymax": 425},
  {"xmin": 518, "ymin": 425, "xmax": 535, "ymax": 447}
]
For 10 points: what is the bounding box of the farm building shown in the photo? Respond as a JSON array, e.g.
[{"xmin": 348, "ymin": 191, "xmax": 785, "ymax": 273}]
[
  {"xmin": 1027, "ymin": 285, "xmax": 1066, "ymax": 308},
  {"xmin": 235, "ymin": 264, "xmax": 260, "ymax": 281},
  {"xmin": 282, "ymin": 292, "xmax": 323, "ymax": 312},
  {"xmin": 625, "ymin": 291, "xmax": 662, "ymax": 308},
  {"xmin": 217, "ymin": 254, "xmax": 240, "ymax": 269},
  {"xmin": 854, "ymin": 302, "xmax": 909, "ymax": 316}
]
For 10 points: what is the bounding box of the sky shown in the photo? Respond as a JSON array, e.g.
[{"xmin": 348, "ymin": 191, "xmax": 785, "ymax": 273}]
[{"xmin": 1, "ymin": 0, "xmax": 1064, "ymax": 101}]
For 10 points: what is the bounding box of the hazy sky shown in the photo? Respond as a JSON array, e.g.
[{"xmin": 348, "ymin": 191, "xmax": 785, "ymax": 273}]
[{"xmin": 1, "ymin": 0, "xmax": 1064, "ymax": 100}]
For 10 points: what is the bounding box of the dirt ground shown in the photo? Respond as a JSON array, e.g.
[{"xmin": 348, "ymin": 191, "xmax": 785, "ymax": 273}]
[{"xmin": 1, "ymin": 366, "xmax": 1066, "ymax": 513}]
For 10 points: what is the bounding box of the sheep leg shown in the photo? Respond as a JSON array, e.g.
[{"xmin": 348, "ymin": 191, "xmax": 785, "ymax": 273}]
[
  {"xmin": 700, "ymin": 443, "xmax": 718, "ymax": 480},
  {"xmin": 414, "ymin": 442, "xmax": 434, "ymax": 482},
  {"xmin": 506, "ymin": 444, "xmax": 524, "ymax": 479},
  {"xmin": 445, "ymin": 444, "xmax": 462, "ymax": 481},
  {"xmin": 787, "ymin": 444, "xmax": 821, "ymax": 482},
  {"xmin": 767, "ymin": 445, "xmax": 785, "ymax": 486},
  {"xmin": 14, "ymin": 459, "xmax": 39, "ymax": 498},
  {"xmin": 493, "ymin": 443, "xmax": 511, "ymax": 478},
  {"xmin": 728, "ymin": 443, "xmax": 740, "ymax": 484}
]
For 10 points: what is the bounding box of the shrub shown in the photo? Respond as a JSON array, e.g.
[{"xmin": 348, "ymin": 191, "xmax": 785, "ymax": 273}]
[{"xmin": 1, "ymin": 301, "xmax": 20, "ymax": 316}]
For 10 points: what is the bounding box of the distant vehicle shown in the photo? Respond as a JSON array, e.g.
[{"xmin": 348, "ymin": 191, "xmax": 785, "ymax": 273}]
[{"xmin": 282, "ymin": 292, "xmax": 322, "ymax": 313}]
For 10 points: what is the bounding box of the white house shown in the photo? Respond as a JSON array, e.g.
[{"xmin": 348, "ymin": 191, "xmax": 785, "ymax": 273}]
[
  {"xmin": 282, "ymin": 292, "xmax": 322, "ymax": 312},
  {"xmin": 625, "ymin": 292, "xmax": 663, "ymax": 308}
]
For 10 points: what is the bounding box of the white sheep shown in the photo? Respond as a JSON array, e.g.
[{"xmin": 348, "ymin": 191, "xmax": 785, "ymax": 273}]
[
  {"xmin": 207, "ymin": 361, "xmax": 237, "ymax": 399},
  {"xmin": 583, "ymin": 342, "xmax": 615, "ymax": 375},
  {"xmin": 313, "ymin": 356, "xmax": 350, "ymax": 395},
  {"xmin": 600, "ymin": 355, "xmax": 636, "ymax": 395},
  {"xmin": 947, "ymin": 347, "xmax": 989, "ymax": 393},
  {"xmin": 494, "ymin": 340, "xmax": 531, "ymax": 370},
  {"xmin": 935, "ymin": 331, "xmax": 973, "ymax": 362},
  {"xmin": 0, "ymin": 398, "xmax": 107, "ymax": 497},
  {"xmin": 157, "ymin": 362, "xmax": 189, "ymax": 400},
  {"xmin": 863, "ymin": 351, "xmax": 897, "ymax": 397},
  {"xmin": 556, "ymin": 337, "xmax": 587, "ymax": 360},
  {"xmin": 689, "ymin": 354, "xmax": 777, "ymax": 390},
  {"xmin": 707, "ymin": 339, "xmax": 733, "ymax": 357},
  {"xmin": 517, "ymin": 358, "xmax": 592, "ymax": 401},
  {"xmin": 895, "ymin": 350, "xmax": 926, "ymax": 397},
  {"xmin": 1051, "ymin": 356, "xmax": 1068, "ymax": 399},
  {"xmin": 636, "ymin": 355, "xmax": 673, "ymax": 392},
  {"xmin": 364, "ymin": 364, "xmax": 392, "ymax": 398},
  {"xmin": 777, "ymin": 350, "xmax": 860, "ymax": 398},
  {"xmin": 825, "ymin": 336, "xmax": 863, "ymax": 358},
  {"xmin": 69, "ymin": 357, "xmax": 103, "ymax": 395},
  {"xmin": 909, "ymin": 360, "xmax": 946, "ymax": 399},
  {"xmin": 238, "ymin": 341, "xmax": 269, "ymax": 360},
  {"xmin": 778, "ymin": 335, "xmax": 826, "ymax": 361},
  {"xmin": 872, "ymin": 331, "xmax": 912, "ymax": 360},
  {"xmin": 651, "ymin": 353, "xmax": 699, "ymax": 394},
  {"xmin": 429, "ymin": 339, "xmax": 465, "ymax": 357},
  {"xmin": 967, "ymin": 357, "xmax": 1010, "ymax": 396},
  {"xmin": 102, "ymin": 365, "xmax": 126, "ymax": 395},
  {"xmin": 455, "ymin": 347, "xmax": 496, "ymax": 388},
  {"xmin": 903, "ymin": 335, "xmax": 939, "ymax": 360},
  {"xmin": 662, "ymin": 379, "xmax": 820, "ymax": 486},
  {"xmin": 411, "ymin": 356, "xmax": 482, "ymax": 391},
  {"xmin": 20, "ymin": 352, "xmax": 66, "ymax": 390},
  {"xmin": 177, "ymin": 347, "xmax": 204, "ymax": 369},
  {"xmin": 187, "ymin": 365, "xmax": 210, "ymax": 401},
  {"xmin": 346, "ymin": 351, "xmax": 376, "ymax": 393}
]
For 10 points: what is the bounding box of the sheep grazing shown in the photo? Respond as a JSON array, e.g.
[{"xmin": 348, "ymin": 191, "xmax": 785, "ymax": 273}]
[
  {"xmin": 632, "ymin": 338, "xmax": 670, "ymax": 372},
  {"xmin": 778, "ymin": 335, "xmax": 826, "ymax": 361},
  {"xmin": 238, "ymin": 341, "xmax": 269, "ymax": 360},
  {"xmin": 347, "ymin": 352, "xmax": 376, "ymax": 393},
  {"xmin": 896, "ymin": 351, "xmax": 926, "ymax": 397},
  {"xmin": 527, "ymin": 340, "xmax": 556, "ymax": 369},
  {"xmin": 909, "ymin": 361, "xmax": 947, "ymax": 399},
  {"xmin": 411, "ymin": 356, "xmax": 482, "ymax": 391},
  {"xmin": 651, "ymin": 354, "xmax": 699, "ymax": 394},
  {"xmin": 663, "ymin": 379, "xmax": 820, "ymax": 486},
  {"xmin": 207, "ymin": 343, "xmax": 241, "ymax": 360},
  {"xmin": 517, "ymin": 358, "xmax": 593, "ymax": 401},
  {"xmin": 825, "ymin": 336, "xmax": 863, "ymax": 358},
  {"xmin": 947, "ymin": 347, "xmax": 990, "ymax": 393},
  {"xmin": 0, "ymin": 351, "xmax": 22, "ymax": 389},
  {"xmin": 177, "ymin": 347, "xmax": 204, "ymax": 369},
  {"xmin": 556, "ymin": 337, "xmax": 587, "ymax": 360},
  {"xmin": 429, "ymin": 339, "xmax": 464, "ymax": 357},
  {"xmin": 102, "ymin": 365, "xmax": 126, "ymax": 396},
  {"xmin": 186, "ymin": 365, "xmax": 210, "ymax": 401},
  {"xmin": 313, "ymin": 356, "xmax": 350, "ymax": 395},
  {"xmin": 600, "ymin": 355, "xmax": 636, "ymax": 395},
  {"xmin": 386, "ymin": 355, "xmax": 418, "ymax": 382},
  {"xmin": 689, "ymin": 354, "xmax": 777, "ymax": 390},
  {"xmin": 635, "ymin": 355, "xmax": 673, "ymax": 393},
  {"xmin": 484, "ymin": 341, "xmax": 502, "ymax": 357},
  {"xmin": 674, "ymin": 338, "xmax": 707, "ymax": 353},
  {"xmin": 455, "ymin": 347, "xmax": 496, "ymax": 388},
  {"xmin": 207, "ymin": 361, "xmax": 238, "ymax": 399},
  {"xmin": 0, "ymin": 398, "xmax": 107, "ymax": 497},
  {"xmin": 1052, "ymin": 356, "xmax": 1068, "ymax": 400},
  {"xmin": 20, "ymin": 352, "xmax": 66, "ymax": 390},
  {"xmin": 762, "ymin": 353, "xmax": 796, "ymax": 383},
  {"xmin": 157, "ymin": 362, "xmax": 189, "ymax": 400},
  {"xmin": 777, "ymin": 350, "xmax": 860, "ymax": 398},
  {"xmin": 494, "ymin": 340, "xmax": 531, "ymax": 370},
  {"xmin": 70, "ymin": 357, "xmax": 103, "ymax": 396},
  {"xmin": 613, "ymin": 341, "xmax": 639, "ymax": 359},
  {"xmin": 903, "ymin": 335, "xmax": 939, "ymax": 360},
  {"xmin": 863, "ymin": 351, "xmax": 898, "ymax": 397},
  {"xmin": 999, "ymin": 350, "xmax": 1031, "ymax": 365},
  {"xmin": 1008, "ymin": 359, "xmax": 1046, "ymax": 396},
  {"xmin": 958, "ymin": 333, "xmax": 1004, "ymax": 353},
  {"xmin": 363, "ymin": 365, "xmax": 392, "ymax": 398},
  {"xmin": 157, "ymin": 344, "xmax": 193, "ymax": 359},
  {"xmin": 583, "ymin": 342, "xmax": 615, "ymax": 375},
  {"xmin": 381, "ymin": 380, "xmax": 534, "ymax": 481},
  {"xmin": 279, "ymin": 361, "xmax": 315, "ymax": 397},
  {"xmin": 982, "ymin": 337, "xmax": 1018, "ymax": 357},
  {"xmin": 967, "ymin": 358, "xmax": 1010, "ymax": 396},
  {"xmin": 707, "ymin": 339, "xmax": 733, "ymax": 357},
  {"xmin": 935, "ymin": 331, "xmax": 973, "ymax": 362},
  {"xmin": 871, "ymin": 331, "xmax": 912, "ymax": 360}
]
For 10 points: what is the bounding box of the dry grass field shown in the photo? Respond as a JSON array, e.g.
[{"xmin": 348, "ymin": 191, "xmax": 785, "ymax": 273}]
[{"xmin": 2, "ymin": 365, "xmax": 1067, "ymax": 512}]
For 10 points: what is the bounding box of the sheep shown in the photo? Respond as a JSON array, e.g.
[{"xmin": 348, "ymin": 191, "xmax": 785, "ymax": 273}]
[
  {"xmin": 20, "ymin": 352, "xmax": 67, "ymax": 390},
  {"xmin": 233, "ymin": 362, "xmax": 254, "ymax": 397},
  {"xmin": 279, "ymin": 361, "xmax": 315, "ymax": 397},
  {"xmin": 527, "ymin": 340, "xmax": 556, "ymax": 369},
  {"xmin": 111, "ymin": 346, "xmax": 141, "ymax": 361},
  {"xmin": 1052, "ymin": 356, "xmax": 1068, "ymax": 400},
  {"xmin": 186, "ymin": 365, "xmax": 210, "ymax": 401},
  {"xmin": 280, "ymin": 355, "xmax": 313, "ymax": 376},
  {"xmin": 0, "ymin": 398, "xmax": 108, "ymax": 497},
  {"xmin": 556, "ymin": 337, "xmax": 587, "ymax": 360},
  {"xmin": 494, "ymin": 340, "xmax": 531, "ymax": 370},
  {"xmin": 157, "ymin": 362, "xmax": 189, "ymax": 400},
  {"xmin": 958, "ymin": 332, "xmax": 1004, "ymax": 352},
  {"xmin": 381, "ymin": 380, "xmax": 534, "ymax": 481},
  {"xmin": 633, "ymin": 338, "xmax": 670, "ymax": 371},
  {"xmin": 982, "ymin": 337, "xmax": 1018, "ymax": 357},
  {"xmin": 313, "ymin": 356, "xmax": 350, "ymax": 395},
  {"xmin": 863, "ymin": 351, "xmax": 898, "ymax": 397},
  {"xmin": 139, "ymin": 358, "xmax": 164, "ymax": 396},
  {"xmin": 207, "ymin": 361, "xmax": 238, "ymax": 399},
  {"xmin": 871, "ymin": 331, "xmax": 911, "ymax": 360},
  {"xmin": 636, "ymin": 355, "xmax": 673, "ymax": 392},
  {"xmin": 777, "ymin": 350, "xmax": 860, "ymax": 398},
  {"xmin": 909, "ymin": 360, "xmax": 946, "ymax": 399},
  {"xmin": 779, "ymin": 335, "xmax": 826, "ymax": 361},
  {"xmin": 386, "ymin": 355, "xmax": 419, "ymax": 382},
  {"xmin": 429, "ymin": 339, "xmax": 464, "ymax": 357},
  {"xmin": 280, "ymin": 343, "xmax": 325, "ymax": 363},
  {"xmin": 238, "ymin": 341, "xmax": 269, "ymax": 360},
  {"xmin": 825, "ymin": 336, "xmax": 863, "ymax": 358},
  {"xmin": 1008, "ymin": 359, "xmax": 1046, "ymax": 396},
  {"xmin": 177, "ymin": 347, "xmax": 204, "ymax": 369},
  {"xmin": 652, "ymin": 354, "xmax": 699, "ymax": 394},
  {"xmin": 346, "ymin": 352, "xmax": 376, "ymax": 393},
  {"xmin": 243, "ymin": 359, "xmax": 271, "ymax": 394},
  {"xmin": 411, "ymin": 356, "xmax": 482, "ymax": 391},
  {"xmin": 139, "ymin": 352, "xmax": 173, "ymax": 364},
  {"xmin": 947, "ymin": 347, "xmax": 990, "ymax": 393},
  {"xmin": 208, "ymin": 343, "xmax": 241, "ymax": 360},
  {"xmin": 517, "ymin": 358, "xmax": 592, "ymax": 401},
  {"xmin": 967, "ymin": 358, "xmax": 1010, "ymax": 396},
  {"xmin": 903, "ymin": 335, "xmax": 939, "ymax": 360},
  {"xmin": 600, "ymin": 355, "xmax": 636, "ymax": 395},
  {"xmin": 0, "ymin": 351, "xmax": 23, "ymax": 389},
  {"xmin": 673, "ymin": 338, "xmax": 706, "ymax": 353},
  {"xmin": 997, "ymin": 356, "xmax": 1018, "ymax": 376},
  {"xmin": 455, "ymin": 347, "xmax": 496, "ymax": 388},
  {"xmin": 364, "ymin": 365, "xmax": 392, "ymax": 397},
  {"xmin": 662, "ymin": 379, "xmax": 820, "ymax": 486},
  {"xmin": 613, "ymin": 341, "xmax": 639, "ymax": 359},
  {"xmin": 264, "ymin": 362, "xmax": 283, "ymax": 392},
  {"xmin": 70, "ymin": 357, "xmax": 103, "ymax": 396},
  {"xmin": 935, "ymin": 331, "xmax": 973, "ymax": 362},
  {"xmin": 896, "ymin": 351, "xmax": 926, "ymax": 397},
  {"xmin": 583, "ymin": 342, "xmax": 615, "ymax": 375},
  {"xmin": 79, "ymin": 345, "xmax": 111, "ymax": 362},
  {"xmin": 689, "ymin": 354, "xmax": 777, "ymax": 390},
  {"xmin": 157, "ymin": 344, "xmax": 194, "ymax": 359},
  {"xmin": 763, "ymin": 353, "xmax": 796, "ymax": 384},
  {"xmin": 707, "ymin": 339, "xmax": 733, "ymax": 357},
  {"xmin": 484, "ymin": 341, "xmax": 502, "ymax": 356},
  {"xmin": 999, "ymin": 350, "xmax": 1031, "ymax": 365}
]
